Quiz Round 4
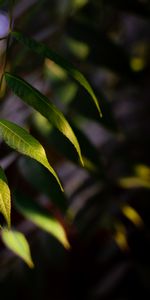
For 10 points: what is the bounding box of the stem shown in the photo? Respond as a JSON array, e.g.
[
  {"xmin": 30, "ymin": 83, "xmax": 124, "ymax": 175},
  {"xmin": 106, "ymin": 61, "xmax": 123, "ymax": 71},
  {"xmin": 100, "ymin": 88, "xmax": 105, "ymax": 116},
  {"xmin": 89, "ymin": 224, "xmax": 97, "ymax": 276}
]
[{"xmin": 0, "ymin": 0, "xmax": 14, "ymax": 93}]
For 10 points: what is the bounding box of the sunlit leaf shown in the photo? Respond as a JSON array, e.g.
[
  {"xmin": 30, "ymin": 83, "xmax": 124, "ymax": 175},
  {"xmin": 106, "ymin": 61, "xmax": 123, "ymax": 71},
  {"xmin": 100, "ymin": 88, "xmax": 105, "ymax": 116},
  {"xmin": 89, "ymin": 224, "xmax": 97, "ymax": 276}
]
[
  {"xmin": 0, "ymin": 166, "xmax": 11, "ymax": 228},
  {"xmin": 122, "ymin": 205, "xmax": 144, "ymax": 228},
  {"xmin": 11, "ymin": 31, "xmax": 102, "ymax": 117},
  {"xmin": 5, "ymin": 72, "xmax": 83, "ymax": 166},
  {"xmin": 72, "ymin": 0, "xmax": 88, "ymax": 10},
  {"xmin": 66, "ymin": 37, "xmax": 89, "ymax": 60},
  {"xmin": 114, "ymin": 230, "xmax": 128, "ymax": 252},
  {"xmin": 135, "ymin": 164, "xmax": 150, "ymax": 180},
  {"xmin": 15, "ymin": 193, "xmax": 70, "ymax": 250},
  {"xmin": 1, "ymin": 228, "xmax": 34, "ymax": 268},
  {"xmin": 113, "ymin": 222, "xmax": 128, "ymax": 252},
  {"xmin": 118, "ymin": 177, "xmax": 150, "ymax": 189},
  {"xmin": 33, "ymin": 112, "xmax": 102, "ymax": 174},
  {"xmin": 0, "ymin": 119, "xmax": 63, "ymax": 190},
  {"xmin": 130, "ymin": 57, "xmax": 145, "ymax": 72}
]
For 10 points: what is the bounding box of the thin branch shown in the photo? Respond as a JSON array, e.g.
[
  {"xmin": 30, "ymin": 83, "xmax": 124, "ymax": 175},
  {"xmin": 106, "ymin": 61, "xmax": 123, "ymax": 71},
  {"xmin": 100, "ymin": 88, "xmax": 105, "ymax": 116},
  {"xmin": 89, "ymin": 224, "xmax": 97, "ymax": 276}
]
[{"xmin": 0, "ymin": 0, "xmax": 14, "ymax": 92}]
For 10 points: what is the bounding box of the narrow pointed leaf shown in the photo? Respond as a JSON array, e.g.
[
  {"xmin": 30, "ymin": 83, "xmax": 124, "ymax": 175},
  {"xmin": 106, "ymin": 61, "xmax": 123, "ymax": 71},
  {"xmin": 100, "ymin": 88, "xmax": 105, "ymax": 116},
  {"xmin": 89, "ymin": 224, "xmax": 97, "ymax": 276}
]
[
  {"xmin": 11, "ymin": 31, "xmax": 102, "ymax": 117},
  {"xmin": 1, "ymin": 228, "xmax": 34, "ymax": 268},
  {"xmin": 0, "ymin": 119, "xmax": 63, "ymax": 190},
  {"xmin": 0, "ymin": 167, "xmax": 11, "ymax": 228},
  {"xmin": 5, "ymin": 72, "xmax": 83, "ymax": 166},
  {"xmin": 15, "ymin": 193, "xmax": 70, "ymax": 250}
]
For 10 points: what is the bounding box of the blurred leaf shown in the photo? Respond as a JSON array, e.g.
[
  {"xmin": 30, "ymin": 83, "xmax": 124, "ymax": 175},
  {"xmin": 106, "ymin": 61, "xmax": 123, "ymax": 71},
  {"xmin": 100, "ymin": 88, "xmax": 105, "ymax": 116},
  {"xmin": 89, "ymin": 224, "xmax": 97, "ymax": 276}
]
[
  {"xmin": 0, "ymin": 119, "xmax": 63, "ymax": 190},
  {"xmin": 5, "ymin": 72, "xmax": 84, "ymax": 166},
  {"xmin": 56, "ymin": 82, "xmax": 78, "ymax": 105},
  {"xmin": 135, "ymin": 164, "xmax": 150, "ymax": 180},
  {"xmin": 113, "ymin": 222, "xmax": 128, "ymax": 252},
  {"xmin": 0, "ymin": 166, "xmax": 11, "ymax": 228},
  {"xmin": 72, "ymin": 0, "xmax": 89, "ymax": 10},
  {"xmin": 45, "ymin": 58, "xmax": 68, "ymax": 81},
  {"xmin": 122, "ymin": 205, "xmax": 144, "ymax": 228},
  {"xmin": 66, "ymin": 37, "xmax": 90, "ymax": 60},
  {"xmin": 11, "ymin": 31, "xmax": 102, "ymax": 117},
  {"xmin": 114, "ymin": 230, "xmax": 128, "ymax": 252},
  {"xmin": 15, "ymin": 193, "xmax": 70, "ymax": 250},
  {"xmin": 1, "ymin": 228, "xmax": 34, "ymax": 268},
  {"xmin": 130, "ymin": 57, "xmax": 146, "ymax": 72},
  {"xmin": 118, "ymin": 177, "xmax": 150, "ymax": 189}
]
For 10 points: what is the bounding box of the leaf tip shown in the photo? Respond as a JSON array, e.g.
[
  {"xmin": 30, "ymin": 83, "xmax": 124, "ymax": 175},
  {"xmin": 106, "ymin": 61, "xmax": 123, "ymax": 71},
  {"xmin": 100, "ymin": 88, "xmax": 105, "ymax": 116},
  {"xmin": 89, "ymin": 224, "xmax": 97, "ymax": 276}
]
[
  {"xmin": 59, "ymin": 181, "xmax": 64, "ymax": 192},
  {"xmin": 99, "ymin": 110, "xmax": 103, "ymax": 118},
  {"xmin": 27, "ymin": 259, "xmax": 34, "ymax": 269},
  {"xmin": 64, "ymin": 238, "xmax": 71, "ymax": 250},
  {"xmin": 80, "ymin": 156, "xmax": 84, "ymax": 167}
]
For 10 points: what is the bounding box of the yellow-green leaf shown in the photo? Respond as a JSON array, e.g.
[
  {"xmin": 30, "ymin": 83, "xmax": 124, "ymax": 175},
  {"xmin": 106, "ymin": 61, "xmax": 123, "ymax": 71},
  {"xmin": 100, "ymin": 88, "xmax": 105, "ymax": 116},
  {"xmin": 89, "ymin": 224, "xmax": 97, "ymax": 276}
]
[
  {"xmin": 118, "ymin": 176, "xmax": 150, "ymax": 189},
  {"xmin": 0, "ymin": 166, "xmax": 11, "ymax": 228},
  {"xmin": 11, "ymin": 31, "xmax": 102, "ymax": 117},
  {"xmin": 122, "ymin": 205, "xmax": 144, "ymax": 228},
  {"xmin": 0, "ymin": 119, "xmax": 63, "ymax": 190},
  {"xmin": 15, "ymin": 193, "xmax": 70, "ymax": 250},
  {"xmin": 1, "ymin": 228, "xmax": 34, "ymax": 268},
  {"xmin": 5, "ymin": 72, "xmax": 83, "ymax": 166}
]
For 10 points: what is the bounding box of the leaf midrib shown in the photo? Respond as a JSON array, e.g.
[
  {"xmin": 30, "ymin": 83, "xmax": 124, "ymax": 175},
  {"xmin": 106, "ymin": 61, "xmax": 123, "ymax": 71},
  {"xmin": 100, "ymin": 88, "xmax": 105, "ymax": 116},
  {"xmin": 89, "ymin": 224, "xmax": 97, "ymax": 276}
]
[
  {"xmin": 0, "ymin": 120, "xmax": 44, "ymax": 157},
  {"xmin": 5, "ymin": 73, "xmax": 81, "ymax": 155},
  {"xmin": 6, "ymin": 73, "xmax": 61, "ymax": 119}
]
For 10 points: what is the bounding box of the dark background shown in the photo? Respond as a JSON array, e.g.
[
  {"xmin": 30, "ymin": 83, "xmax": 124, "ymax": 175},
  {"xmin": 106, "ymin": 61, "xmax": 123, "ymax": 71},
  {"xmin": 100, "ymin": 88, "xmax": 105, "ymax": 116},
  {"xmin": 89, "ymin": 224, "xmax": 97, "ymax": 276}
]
[{"xmin": 0, "ymin": 0, "xmax": 150, "ymax": 299}]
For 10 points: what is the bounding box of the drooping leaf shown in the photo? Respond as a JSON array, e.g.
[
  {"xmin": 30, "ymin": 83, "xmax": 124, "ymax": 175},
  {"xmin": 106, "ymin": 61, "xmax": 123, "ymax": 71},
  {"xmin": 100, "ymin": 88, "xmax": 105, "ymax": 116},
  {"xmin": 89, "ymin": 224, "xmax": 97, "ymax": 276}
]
[
  {"xmin": 5, "ymin": 72, "xmax": 83, "ymax": 166},
  {"xmin": 0, "ymin": 166, "xmax": 11, "ymax": 228},
  {"xmin": 33, "ymin": 112, "xmax": 103, "ymax": 174},
  {"xmin": 0, "ymin": 119, "xmax": 63, "ymax": 190},
  {"xmin": 11, "ymin": 31, "xmax": 102, "ymax": 117},
  {"xmin": 14, "ymin": 193, "xmax": 70, "ymax": 250},
  {"xmin": 1, "ymin": 228, "xmax": 34, "ymax": 268}
]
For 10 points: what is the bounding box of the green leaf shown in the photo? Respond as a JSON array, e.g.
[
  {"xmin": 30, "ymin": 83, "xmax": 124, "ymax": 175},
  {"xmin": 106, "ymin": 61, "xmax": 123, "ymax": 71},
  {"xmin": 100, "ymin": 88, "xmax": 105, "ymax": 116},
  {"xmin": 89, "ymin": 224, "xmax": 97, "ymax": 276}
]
[
  {"xmin": 118, "ymin": 176, "xmax": 150, "ymax": 189},
  {"xmin": 0, "ymin": 119, "xmax": 63, "ymax": 191},
  {"xmin": 33, "ymin": 112, "xmax": 103, "ymax": 174},
  {"xmin": 11, "ymin": 31, "xmax": 102, "ymax": 117},
  {"xmin": 5, "ymin": 72, "xmax": 83, "ymax": 166},
  {"xmin": 15, "ymin": 193, "xmax": 70, "ymax": 250},
  {"xmin": 1, "ymin": 228, "xmax": 34, "ymax": 268},
  {"xmin": 0, "ymin": 167, "xmax": 11, "ymax": 228}
]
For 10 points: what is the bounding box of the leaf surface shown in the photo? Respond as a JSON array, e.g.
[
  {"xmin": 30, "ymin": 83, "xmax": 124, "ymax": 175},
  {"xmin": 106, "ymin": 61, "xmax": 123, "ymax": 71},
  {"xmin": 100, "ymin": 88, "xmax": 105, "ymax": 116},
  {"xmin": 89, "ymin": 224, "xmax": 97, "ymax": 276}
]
[
  {"xmin": 15, "ymin": 193, "xmax": 70, "ymax": 250},
  {"xmin": 0, "ymin": 119, "xmax": 62, "ymax": 190},
  {"xmin": 5, "ymin": 72, "xmax": 83, "ymax": 166},
  {"xmin": 2, "ymin": 229, "xmax": 34, "ymax": 268},
  {"xmin": 0, "ymin": 167, "xmax": 11, "ymax": 228}
]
